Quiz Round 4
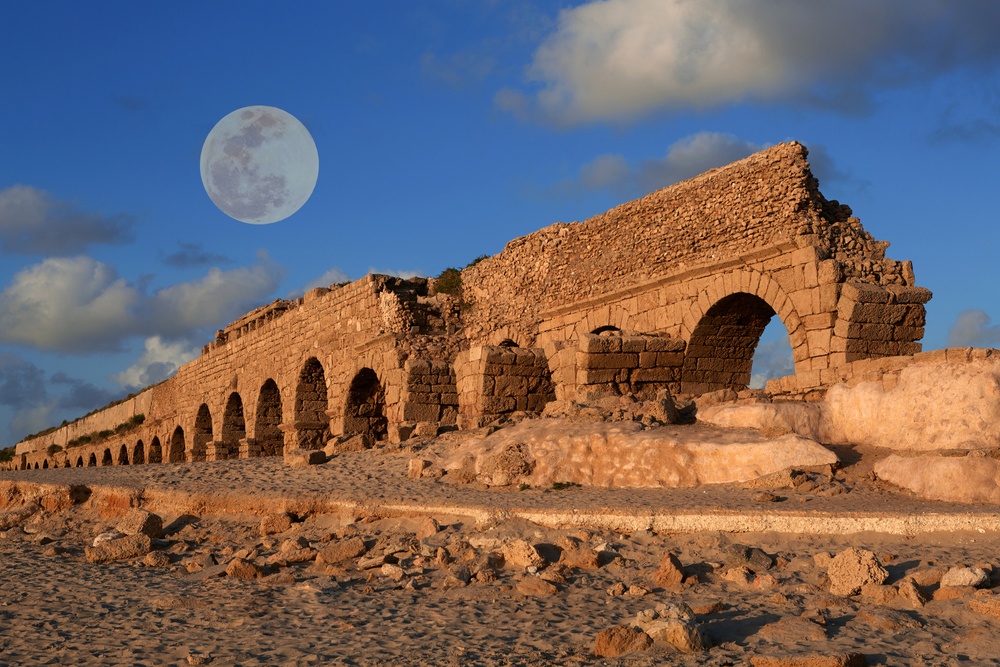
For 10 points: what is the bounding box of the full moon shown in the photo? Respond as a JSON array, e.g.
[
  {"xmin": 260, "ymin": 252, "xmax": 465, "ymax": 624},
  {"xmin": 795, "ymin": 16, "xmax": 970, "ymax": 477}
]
[{"xmin": 200, "ymin": 106, "xmax": 319, "ymax": 225}]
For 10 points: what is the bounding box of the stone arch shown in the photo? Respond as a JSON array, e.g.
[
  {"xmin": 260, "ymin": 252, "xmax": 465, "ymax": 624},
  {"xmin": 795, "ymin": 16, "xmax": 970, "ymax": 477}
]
[
  {"xmin": 117, "ymin": 444, "xmax": 129, "ymax": 465},
  {"xmin": 254, "ymin": 379, "xmax": 284, "ymax": 457},
  {"xmin": 34, "ymin": 462, "xmax": 39, "ymax": 469},
  {"xmin": 220, "ymin": 392, "xmax": 246, "ymax": 460},
  {"xmin": 42, "ymin": 459, "xmax": 49, "ymax": 469},
  {"xmin": 63, "ymin": 459, "xmax": 71, "ymax": 468},
  {"xmin": 679, "ymin": 271, "xmax": 806, "ymax": 394},
  {"xmin": 591, "ymin": 325, "xmax": 621, "ymax": 335},
  {"xmin": 344, "ymin": 367, "xmax": 388, "ymax": 442},
  {"xmin": 149, "ymin": 436, "xmax": 162, "ymax": 464},
  {"xmin": 76, "ymin": 456, "xmax": 84, "ymax": 467},
  {"xmin": 192, "ymin": 404, "xmax": 212, "ymax": 462},
  {"xmin": 101, "ymin": 448, "xmax": 113, "ymax": 466},
  {"xmin": 133, "ymin": 440, "xmax": 145, "ymax": 465},
  {"xmin": 169, "ymin": 426, "xmax": 185, "ymax": 463},
  {"xmin": 294, "ymin": 357, "xmax": 330, "ymax": 450},
  {"xmin": 88, "ymin": 453, "xmax": 97, "ymax": 467}
]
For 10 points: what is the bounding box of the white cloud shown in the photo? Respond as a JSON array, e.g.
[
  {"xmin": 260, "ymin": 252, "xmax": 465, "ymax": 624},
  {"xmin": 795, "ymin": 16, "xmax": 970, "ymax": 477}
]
[
  {"xmin": 515, "ymin": 0, "xmax": 1000, "ymax": 124},
  {"xmin": 115, "ymin": 336, "xmax": 199, "ymax": 390},
  {"xmin": 0, "ymin": 253, "xmax": 284, "ymax": 353},
  {"xmin": 304, "ymin": 267, "xmax": 351, "ymax": 292},
  {"xmin": 0, "ymin": 185, "xmax": 134, "ymax": 255},
  {"xmin": 750, "ymin": 330, "xmax": 795, "ymax": 389},
  {"xmin": 947, "ymin": 310, "xmax": 1000, "ymax": 348},
  {"xmin": 555, "ymin": 132, "xmax": 764, "ymax": 199}
]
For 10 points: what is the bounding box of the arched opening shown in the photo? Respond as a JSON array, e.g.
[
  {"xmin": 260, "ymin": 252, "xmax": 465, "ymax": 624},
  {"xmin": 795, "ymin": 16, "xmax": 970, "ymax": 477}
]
[
  {"xmin": 192, "ymin": 404, "xmax": 212, "ymax": 462},
  {"xmin": 344, "ymin": 368, "xmax": 388, "ymax": 442},
  {"xmin": 42, "ymin": 459, "xmax": 49, "ymax": 469},
  {"xmin": 749, "ymin": 319, "xmax": 795, "ymax": 389},
  {"xmin": 118, "ymin": 444, "xmax": 130, "ymax": 465},
  {"xmin": 255, "ymin": 379, "xmax": 284, "ymax": 457},
  {"xmin": 681, "ymin": 292, "xmax": 781, "ymax": 395},
  {"xmin": 133, "ymin": 440, "xmax": 145, "ymax": 465},
  {"xmin": 294, "ymin": 358, "xmax": 330, "ymax": 450},
  {"xmin": 63, "ymin": 459, "xmax": 71, "ymax": 468},
  {"xmin": 87, "ymin": 453, "xmax": 97, "ymax": 467},
  {"xmin": 101, "ymin": 449, "xmax": 112, "ymax": 466},
  {"xmin": 591, "ymin": 325, "xmax": 621, "ymax": 335},
  {"xmin": 149, "ymin": 436, "xmax": 162, "ymax": 464},
  {"xmin": 34, "ymin": 462, "xmax": 39, "ymax": 469},
  {"xmin": 76, "ymin": 456, "xmax": 84, "ymax": 468},
  {"xmin": 169, "ymin": 426, "xmax": 185, "ymax": 463},
  {"xmin": 220, "ymin": 392, "xmax": 246, "ymax": 460},
  {"xmin": 497, "ymin": 338, "xmax": 518, "ymax": 348}
]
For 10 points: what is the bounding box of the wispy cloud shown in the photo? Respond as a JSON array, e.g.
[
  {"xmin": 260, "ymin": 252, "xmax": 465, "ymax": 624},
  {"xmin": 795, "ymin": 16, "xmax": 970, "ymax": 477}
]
[
  {"xmin": 548, "ymin": 132, "xmax": 764, "ymax": 200},
  {"xmin": 0, "ymin": 185, "xmax": 135, "ymax": 255},
  {"xmin": 115, "ymin": 336, "xmax": 199, "ymax": 391},
  {"xmin": 160, "ymin": 242, "xmax": 232, "ymax": 269},
  {"xmin": 947, "ymin": 309, "xmax": 1000, "ymax": 347},
  {"xmin": 749, "ymin": 337, "xmax": 795, "ymax": 389},
  {"xmin": 0, "ymin": 252, "xmax": 284, "ymax": 353},
  {"xmin": 505, "ymin": 0, "xmax": 1000, "ymax": 125},
  {"xmin": 0, "ymin": 352, "xmax": 123, "ymax": 443}
]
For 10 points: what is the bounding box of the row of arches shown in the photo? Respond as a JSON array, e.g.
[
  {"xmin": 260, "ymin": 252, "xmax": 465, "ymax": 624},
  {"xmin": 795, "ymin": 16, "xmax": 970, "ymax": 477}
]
[{"xmin": 20, "ymin": 359, "xmax": 391, "ymax": 470}]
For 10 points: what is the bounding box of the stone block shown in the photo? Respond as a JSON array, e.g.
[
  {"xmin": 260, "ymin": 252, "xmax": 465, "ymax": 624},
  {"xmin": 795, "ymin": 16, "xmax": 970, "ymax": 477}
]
[{"xmin": 579, "ymin": 335, "xmax": 621, "ymax": 354}]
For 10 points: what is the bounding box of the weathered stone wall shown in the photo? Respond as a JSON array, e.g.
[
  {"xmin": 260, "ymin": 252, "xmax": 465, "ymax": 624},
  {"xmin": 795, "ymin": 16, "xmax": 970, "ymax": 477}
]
[
  {"xmin": 455, "ymin": 346, "xmax": 555, "ymax": 428},
  {"xmin": 573, "ymin": 333, "xmax": 686, "ymax": 401},
  {"xmin": 15, "ymin": 391, "xmax": 153, "ymax": 456},
  {"xmin": 461, "ymin": 142, "xmax": 913, "ymax": 350}
]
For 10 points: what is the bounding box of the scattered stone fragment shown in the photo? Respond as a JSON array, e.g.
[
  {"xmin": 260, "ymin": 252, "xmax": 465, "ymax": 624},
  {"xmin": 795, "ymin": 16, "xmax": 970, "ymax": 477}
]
[
  {"xmin": 408, "ymin": 458, "xmax": 432, "ymax": 479},
  {"xmin": 226, "ymin": 558, "xmax": 263, "ymax": 580},
  {"xmin": 750, "ymin": 654, "xmax": 867, "ymax": 667},
  {"xmin": 357, "ymin": 554, "xmax": 387, "ymax": 570},
  {"xmin": 316, "ymin": 537, "xmax": 368, "ymax": 565},
  {"xmin": 593, "ymin": 625, "xmax": 653, "ymax": 658},
  {"xmin": 753, "ymin": 491, "xmax": 784, "ymax": 503},
  {"xmin": 933, "ymin": 585, "xmax": 978, "ymax": 601},
  {"xmin": 449, "ymin": 564, "xmax": 472, "ymax": 585},
  {"xmin": 284, "ymin": 448, "xmax": 326, "ymax": 467},
  {"xmin": 116, "ymin": 508, "xmax": 163, "ymax": 539},
  {"xmin": 940, "ymin": 566, "xmax": 990, "ymax": 588},
  {"xmin": 723, "ymin": 565, "xmax": 755, "ymax": 587},
  {"xmin": 896, "ymin": 577, "xmax": 927, "ymax": 608},
  {"xmin": 653, "ymin": 552, "xmax": 685, "ymax": 588},
  {"xmin": 143, "ymin": 551, "xmax": 171, "ymax": 567},
  {"xmin": 634, "ymin": 602, "xmax": 706, "ymax": 653},
  {"xmin": 828, "ymin": 548, "xmax": 888, "ymax": 596},
  {"xmin": 516, "ymin": 576, "xmax": 558, "ymax": 596},
  {"xmin": 415, "ymin": 517, "xmax": 439, "ymax": 540},
  {"xmin": 969, "ymin": 596, "xmax": 1000, "ymax": 619},
  {"xmin": 607, "ymin": 582, "xmax": 626, "ymax": 597},
  {"xmin": 689, "ymin": 600, "xmax": 724, "ymax": 615},
  {"xmin": 85, "ymin": 533, "xmax": 152, "ymax": 564},
  {"xmin": 502, "ymin": 539, "xmax": 545, "ymax": 569},
  {"xmin": 853, "ymin": 608, "xmax": 922, "ymax": 632},
  {"xmin": 0, "ymin": 503, "xmax": 40, "ymax": 531},
  {"xmin": 627, "ymin": 584, "xmax": 650, "ymax": 597},
  {"xmin": 326, "ymin": 433, "xmax": 372, "ymax": 456},
  {"xmin": 259, "ymin": 513, "xmax": 293, "ymax": 536},
  {"xmin": 757, "ymin": 617, "xmax": 827, "ymax": 642},
  {"xmin": 381, "ymin": 563, "xmax": 405, "ymax": 581},
  {"xmin": 860, "ymin": 583, "xmax": 897, "ymax": 606},
  {"xmin": 727, "ymin": 543, "xmax": 774, "ymax": 571},
  {"xmin": 186, "ymin": 651, "xmax": 214, "ymax": 665}
]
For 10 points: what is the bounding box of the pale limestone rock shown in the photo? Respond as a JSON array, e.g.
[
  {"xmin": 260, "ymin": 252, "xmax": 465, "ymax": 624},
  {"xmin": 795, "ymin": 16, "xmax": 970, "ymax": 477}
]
[
  {"xmin": 437, "ymin": 420, "xmax": 837, "ymax": 489},
  {"xmin": 226, "ymin": 558, "xmax": 263, "ymax": 579},
  {"xmin": 828, "ymin": 548, "xmax": 888, "ymax": 596},
  {"xmin": 941, "ymin": 566, "xmax": 990, "ymax": 588},
  {"xmin": 502, "ymin": 539, "xmax": 545, "ymax": 569},
  {"xmin": 284, "ymin": 448, "xmax": 326, "ymax": 468},
  {"xmin": 633, "ymin": 603, "xmax": 706, "ymax": 653},
  {"xmin": 874, "ymin": 455, "xmax": 1000, "ymax": 503},
  {"xmin": 516, "ymin": 576, "xmax": 558, "ymax": 596},
  {"xmin": 316, "ymin": 536, "xmax": 368, "ymax": 565},
  {"xmin": 93, "ymin": 531, "xmax": 125, "ymax": 547},
  {"xmin": 143, "ymin": 551, "xmax": 171, "ymax": 567}
]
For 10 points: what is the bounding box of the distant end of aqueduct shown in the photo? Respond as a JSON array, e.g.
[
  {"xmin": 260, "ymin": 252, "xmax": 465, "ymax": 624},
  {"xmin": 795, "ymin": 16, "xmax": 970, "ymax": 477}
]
[{"xmin": 8, "ymin": 142, "xmax": 934, "ymax": 470}]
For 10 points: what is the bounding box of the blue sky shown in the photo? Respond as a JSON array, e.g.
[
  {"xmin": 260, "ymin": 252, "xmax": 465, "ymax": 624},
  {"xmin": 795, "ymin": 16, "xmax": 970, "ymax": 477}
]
[{"xmin": 2, "ymin": 1, "xmax": 999, "ymax": 446}]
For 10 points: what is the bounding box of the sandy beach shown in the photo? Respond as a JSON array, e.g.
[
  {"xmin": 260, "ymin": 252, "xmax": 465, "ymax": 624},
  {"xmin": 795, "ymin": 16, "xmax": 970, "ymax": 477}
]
[{"xmin": 4, "ymin": 438, "xmax": 1000, "ymax": 666}]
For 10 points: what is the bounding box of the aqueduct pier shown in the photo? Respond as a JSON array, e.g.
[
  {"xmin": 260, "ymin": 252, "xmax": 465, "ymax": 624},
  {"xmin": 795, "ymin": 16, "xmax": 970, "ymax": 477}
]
[{"xmin": 6, "ymin": 142, "xmax": 932, "ymax": 471}]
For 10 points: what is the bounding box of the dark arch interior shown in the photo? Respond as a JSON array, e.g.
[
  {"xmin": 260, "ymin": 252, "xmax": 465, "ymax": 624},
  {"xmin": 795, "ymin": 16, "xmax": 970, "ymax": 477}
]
[
  {"xmin": 101, "ymin": 449, "xmax": 113, "ymax": 466},
  {"xmin": 591, "ymin": 325, "xmax": 622, "ymax": 335},
  {"xmin": 220, "ymin": 392, "xmax": 246, "ymax": 459},
  {"xmin": 75, "ymin": 457, "xmax": 84, "ymax": 467},
  {"xmin": 149, "ymin": 436, "xmax": 162, "ymax": 464},
  {"xmin": 88, "ymin": 453, "xmax": 97, "ymax": 467},
  {"xmin": 344, "ymin": 367, "xmax": 388, "ymax": 442},
  {"xmin": 255, "ymin": 379, "xmax": 284, "ymax": 457},
  {"xmin": 169, "ymin": 426, "xmax": 185, "ymax": 463},
  {"xmin": 295, "ymin": 358, "xmax": 330, "ymax": 449},
  {"xmin": 118, "ymin": 444, "xmax": 129, "ymax": 465},
  {"xmin": 680, "ymin": 292, "xmax": 779, "ymax": 395},
  {"xmin": 192, "ymin": 405, "xmax": 212, "ymax": 462},
  {"xmin": 133, "ymin": 440, "xmax": 145, "ymax": 465}
]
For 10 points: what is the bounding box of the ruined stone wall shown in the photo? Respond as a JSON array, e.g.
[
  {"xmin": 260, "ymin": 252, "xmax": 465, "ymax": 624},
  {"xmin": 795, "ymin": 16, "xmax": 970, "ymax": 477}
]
[
  {"xmin": 15, "ymin": 391, "xmax": 153, "ymax": 456},
  {"xmin": 573, "ymin": 333, "xmax": 686, "ymax": 401},
  {"xmin": 461, "ymin": 142, "xmax": 912, "ymax": 349},
  {"xmin": 455, "ymin": 346, "xmax": 555, "ymax": 428}
]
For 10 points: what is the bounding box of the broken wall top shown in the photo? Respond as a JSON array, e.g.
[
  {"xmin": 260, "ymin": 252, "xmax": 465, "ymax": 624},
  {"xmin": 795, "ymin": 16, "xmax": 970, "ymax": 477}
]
[{"xmin": 461, "ymin": 142, "xmax": 910, "ymax": 345}]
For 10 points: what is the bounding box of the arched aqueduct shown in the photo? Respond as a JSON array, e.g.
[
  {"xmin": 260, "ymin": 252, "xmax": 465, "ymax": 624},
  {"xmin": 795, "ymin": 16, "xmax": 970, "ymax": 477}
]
[{"xmin": 6, "ymin": 142, "xmax": 931, "ymax": 471}]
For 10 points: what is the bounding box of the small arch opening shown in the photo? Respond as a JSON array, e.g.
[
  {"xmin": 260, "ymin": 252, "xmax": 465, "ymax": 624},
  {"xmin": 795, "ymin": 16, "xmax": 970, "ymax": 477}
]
[
  {"xmin": 169, "ymin": 426, "xmax": 185, "ymax": 463},
  {"xmin": 294, "ymin": 358, "xmax": 330, "ymax": 449},
  {"xmin": 255, "ymin": 379, "xmax": 284, "ymax": 457},
  {"xmin": 133, "ymin": 439, "xmax": 145, "ymax": 465},
  {"xmin": 118, "ymin": 444, "xmax": 130, "ymax": 465},
  {"xmin": 344, "ymin": 368, "xmax": 388, "ymax": 442},
  {"xmin": 192, "ymin": 404, "xmax": 212, "ymax": 462}
]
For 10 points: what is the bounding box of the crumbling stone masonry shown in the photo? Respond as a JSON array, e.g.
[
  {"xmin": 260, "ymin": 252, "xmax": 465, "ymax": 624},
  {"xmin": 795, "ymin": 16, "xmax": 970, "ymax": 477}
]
[{"xmin": 5, "ymin": 142, "xmax": 933, "ymax": 471}]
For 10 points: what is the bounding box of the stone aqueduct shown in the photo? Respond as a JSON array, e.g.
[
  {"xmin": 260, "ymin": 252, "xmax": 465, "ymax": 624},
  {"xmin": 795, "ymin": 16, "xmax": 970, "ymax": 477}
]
[{"xmin": 7, "ymin": 142, "xmax": 931, "ymax": 471}]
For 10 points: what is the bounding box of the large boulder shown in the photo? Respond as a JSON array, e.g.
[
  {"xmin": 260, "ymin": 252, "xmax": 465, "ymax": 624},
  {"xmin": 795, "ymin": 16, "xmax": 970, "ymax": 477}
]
[
  {"xmin": 116, "ymin": 508, "xmax": 163, "ymax": 539},
  {"xmin": 874, "ymin": 454, "xmax": 1000, "ymax": 503},
  {"xmin": 85, "ymin": 533, "xmax": 152, "ymax": 564},
  {"xmin": 828, "ymin": 547, "xmax": 888, "ymax": 596}
]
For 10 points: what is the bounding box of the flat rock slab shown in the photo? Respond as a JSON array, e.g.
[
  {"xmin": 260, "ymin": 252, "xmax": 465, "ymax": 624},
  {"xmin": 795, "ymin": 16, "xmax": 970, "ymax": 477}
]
[
  {"xmin": 443, "ymin": 421, "xmax": 837, "ymax": 489},
  {"xmin": 874, "ymin": 454, "xmax": 1000, "ymax": 503}
]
